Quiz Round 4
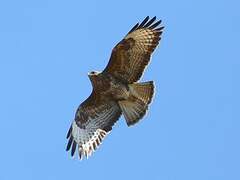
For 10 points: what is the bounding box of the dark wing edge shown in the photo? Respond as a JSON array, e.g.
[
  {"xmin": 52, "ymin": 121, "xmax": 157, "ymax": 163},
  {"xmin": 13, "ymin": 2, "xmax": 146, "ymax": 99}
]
[{"xmin": 127, "ymin": 16, "xmax": 164, "ymax": 34}]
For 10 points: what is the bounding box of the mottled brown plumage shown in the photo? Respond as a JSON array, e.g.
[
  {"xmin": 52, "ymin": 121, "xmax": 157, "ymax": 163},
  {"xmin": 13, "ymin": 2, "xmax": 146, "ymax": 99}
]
[{"xmin": 66, "ymin": 16, "xmax": 164, "ymax": 159}]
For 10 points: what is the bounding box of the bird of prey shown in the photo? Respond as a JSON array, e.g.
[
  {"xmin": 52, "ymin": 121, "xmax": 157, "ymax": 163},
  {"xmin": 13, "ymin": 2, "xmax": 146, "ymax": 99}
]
[{"xmin": 66, "ymin": 16, "xmax": 164, "ymax": 159}]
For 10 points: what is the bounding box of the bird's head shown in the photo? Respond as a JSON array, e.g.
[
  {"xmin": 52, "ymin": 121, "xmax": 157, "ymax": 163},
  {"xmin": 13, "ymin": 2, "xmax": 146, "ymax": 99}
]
[
  {"xmin": 88, "ymin": 71, "xmax": 100, "ymax": 77},
  {"xmin": 88, "ymin": 71, "xmax": 101, "ymax": 88},
  {"xmin": 88, "ymin": 71, "xmax": 100, "ymax": 83}
]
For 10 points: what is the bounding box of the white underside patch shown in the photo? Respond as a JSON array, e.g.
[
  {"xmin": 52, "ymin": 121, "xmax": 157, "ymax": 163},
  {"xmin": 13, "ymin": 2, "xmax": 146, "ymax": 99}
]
[{"xmin": 71, "ymin": 121, "xmax": 108, "ymax": 159}]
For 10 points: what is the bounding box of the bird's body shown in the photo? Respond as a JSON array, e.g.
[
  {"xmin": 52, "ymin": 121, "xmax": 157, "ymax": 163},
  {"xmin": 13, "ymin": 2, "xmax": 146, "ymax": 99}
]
[
  {"xmin": 66, "ymin": 16, "xmax": 164, "ymax": 159},
  {"xmin": 89, "ymin": 72, "xmax": 130, "ymax": 101}
]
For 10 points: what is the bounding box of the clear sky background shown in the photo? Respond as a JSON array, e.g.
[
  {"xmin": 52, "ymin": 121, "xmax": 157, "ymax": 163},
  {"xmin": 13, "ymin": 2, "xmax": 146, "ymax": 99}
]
[{"xmin": 0, "ymin": 0, "xmax": 239, "ymax": 180}]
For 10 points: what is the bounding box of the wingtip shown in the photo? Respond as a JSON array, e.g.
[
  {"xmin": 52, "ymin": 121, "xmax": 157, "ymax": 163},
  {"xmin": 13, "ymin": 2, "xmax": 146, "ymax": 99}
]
[
  {"xmin": 127, "ymin": 16, "xmax": 163, "ymax": 34},
  {"xmin": 128, "ymin": 23, "xmax": 139, "ymax": 34},
  {"xmin": 71, "ymin": 141, "xmax": 77, "ymax": 156},
  {"xmin": 144, "ymin": 16, "xmax": 150, "ymax": 20},
  {"xmin": 155, "ymin": 26, "xmax": 165, "ymax": 31},
  {"xmin": 138, "ymin": 16, "xmax": 150, "ymax": 28},
  {"xmin": 66, "ymin": 135, "xmax": 73, "ymax": 151},
  {"xmin": 66, "ymin": 125, "xmax": 72, "ymax": 139},
  {"xmin": 151, "ymin": 16, "xmax": 157, "ymax": 22}
]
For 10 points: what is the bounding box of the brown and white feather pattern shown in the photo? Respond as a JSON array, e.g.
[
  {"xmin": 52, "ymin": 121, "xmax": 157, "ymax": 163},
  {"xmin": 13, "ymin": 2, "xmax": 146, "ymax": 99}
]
[
  {"xmin": 66, "ymin": 101, "xmax": 121, "ymax": 159},
  {"xmin": 125, "ymin": 28, "xmax": 159, "ymax": 53},
  {"xmin": 123, "ymin": 27, "xmax": 161, "ymax": 82},
  {"xmin": 103, "ymin": 16, "xmax": 164, "ymax": 83}
]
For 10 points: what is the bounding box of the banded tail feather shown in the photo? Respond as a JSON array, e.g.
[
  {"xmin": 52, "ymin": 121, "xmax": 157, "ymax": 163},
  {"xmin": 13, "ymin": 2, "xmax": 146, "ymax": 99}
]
[{"xmin": 118, "ymin": 81, "xmax": 154, "ymax": 126}]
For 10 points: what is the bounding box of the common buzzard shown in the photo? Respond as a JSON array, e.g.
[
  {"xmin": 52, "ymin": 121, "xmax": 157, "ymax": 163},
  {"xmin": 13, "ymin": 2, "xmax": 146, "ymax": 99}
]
[{"xmin": 66, "ymin": 16, "xmax": 164, "ymax": 159}]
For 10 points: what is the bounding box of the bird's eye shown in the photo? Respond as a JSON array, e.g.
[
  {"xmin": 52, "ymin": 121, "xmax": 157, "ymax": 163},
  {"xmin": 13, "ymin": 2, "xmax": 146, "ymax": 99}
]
[{"xmin": 90, "ymin": 71, "xmax": 95, "ymax": 74}]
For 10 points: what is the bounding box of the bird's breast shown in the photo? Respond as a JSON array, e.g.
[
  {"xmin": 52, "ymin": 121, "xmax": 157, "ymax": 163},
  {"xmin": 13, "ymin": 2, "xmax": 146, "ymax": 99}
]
[
  {"xmin": 107, "ymin": 76, "xmax": 130, "ymax": 101},
  {"xmin": 91, "ymin": 74, "xmax": 130, "ymax": 101}
]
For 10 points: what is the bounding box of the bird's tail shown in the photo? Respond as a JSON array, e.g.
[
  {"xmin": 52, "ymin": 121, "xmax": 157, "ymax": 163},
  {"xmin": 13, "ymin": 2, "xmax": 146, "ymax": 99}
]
[{"xmin": 118, "ymin": 81, "xmax": 154, "ymax": 126}]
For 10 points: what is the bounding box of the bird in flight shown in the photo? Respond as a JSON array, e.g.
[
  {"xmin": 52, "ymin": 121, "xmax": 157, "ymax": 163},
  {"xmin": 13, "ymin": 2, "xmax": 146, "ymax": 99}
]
[{"xmin": 66, "ymin": 16, "xmax": 164, "ymax": 160}]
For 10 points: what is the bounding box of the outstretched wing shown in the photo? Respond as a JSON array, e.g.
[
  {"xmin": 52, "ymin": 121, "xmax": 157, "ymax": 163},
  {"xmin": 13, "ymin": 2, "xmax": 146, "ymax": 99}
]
[
  {"xmin": 66, "ymin": 92, "xmax": 122, "ymax": 159},
  {"xmin": 103, "ymin": 16, "xmax": 164, "ymax": 83}
]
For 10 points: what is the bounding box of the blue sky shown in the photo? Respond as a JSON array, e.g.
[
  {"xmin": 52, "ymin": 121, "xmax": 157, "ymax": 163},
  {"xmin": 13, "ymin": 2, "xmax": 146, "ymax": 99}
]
[{"xmin": 0, "ymin": 0, "xmax": 239, "ymax": 179}]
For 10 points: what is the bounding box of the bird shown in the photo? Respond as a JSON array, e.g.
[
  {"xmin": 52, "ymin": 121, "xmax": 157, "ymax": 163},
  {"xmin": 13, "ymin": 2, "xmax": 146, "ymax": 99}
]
[{"xmin": 66, "ymin": 16, "xmax": 164, "ymax": 160}]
